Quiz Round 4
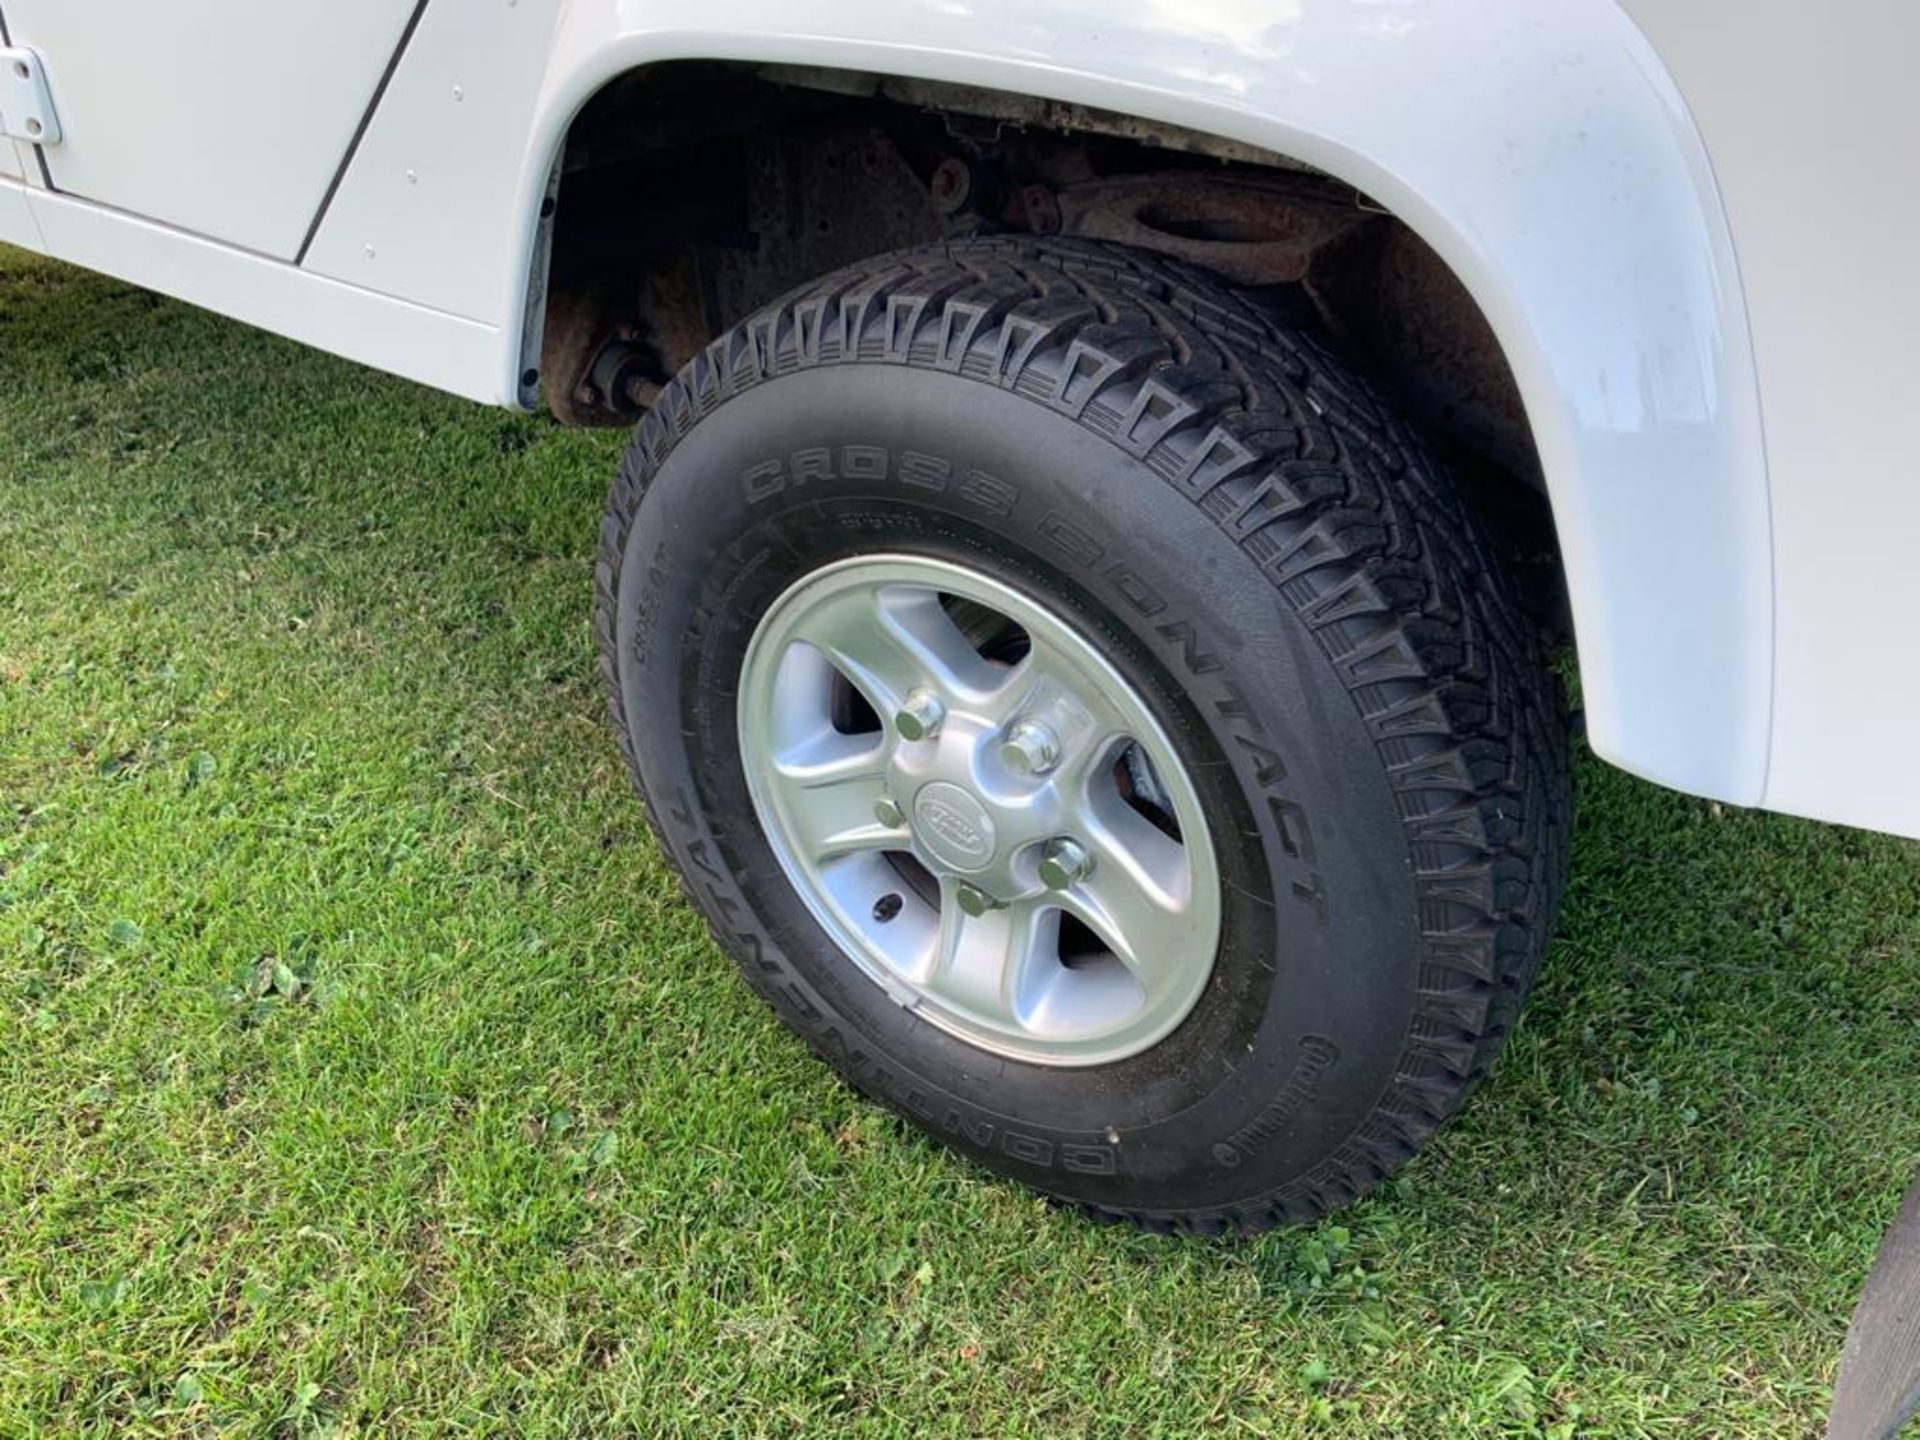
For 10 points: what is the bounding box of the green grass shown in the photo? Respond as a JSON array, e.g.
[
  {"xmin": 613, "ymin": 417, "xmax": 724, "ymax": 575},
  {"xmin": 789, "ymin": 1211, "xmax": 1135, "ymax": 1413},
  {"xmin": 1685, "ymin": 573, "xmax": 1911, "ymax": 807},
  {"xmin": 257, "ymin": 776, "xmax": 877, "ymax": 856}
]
[{"xmin": 2, "ymin": 244, "xmax": 1917, "ymax": 1439}]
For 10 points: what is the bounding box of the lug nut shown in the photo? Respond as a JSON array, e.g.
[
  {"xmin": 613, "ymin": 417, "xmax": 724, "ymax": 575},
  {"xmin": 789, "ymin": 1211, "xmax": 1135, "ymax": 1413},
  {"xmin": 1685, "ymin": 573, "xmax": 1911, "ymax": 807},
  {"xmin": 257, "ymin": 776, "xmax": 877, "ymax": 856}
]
[
  {"xmin": 1037, "ymin": 838, "xmax": 1094, "ymax": 890},
  {"xmin": 1000, "ymin": 721, "xmax": 1061, "ymax": 776},
  {"xmin": 873, "ymin": 797, "xmax": 905, "ymax": 829},
  {"xmin": 894, "ymin": 689, "xmax": 945, "ymax": 742},
  {"xmin": 955, "ymin": 883, "xmax": 1001, "ymax": 917}
]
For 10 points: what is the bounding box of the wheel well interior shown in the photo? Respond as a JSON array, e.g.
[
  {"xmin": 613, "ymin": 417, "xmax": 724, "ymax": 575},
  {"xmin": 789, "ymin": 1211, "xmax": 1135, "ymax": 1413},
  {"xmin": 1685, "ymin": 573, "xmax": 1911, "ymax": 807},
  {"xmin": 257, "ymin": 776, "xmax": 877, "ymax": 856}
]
[{"xmin": 542, "ymin": 61, "xmax": 1567, "ymax": 634}]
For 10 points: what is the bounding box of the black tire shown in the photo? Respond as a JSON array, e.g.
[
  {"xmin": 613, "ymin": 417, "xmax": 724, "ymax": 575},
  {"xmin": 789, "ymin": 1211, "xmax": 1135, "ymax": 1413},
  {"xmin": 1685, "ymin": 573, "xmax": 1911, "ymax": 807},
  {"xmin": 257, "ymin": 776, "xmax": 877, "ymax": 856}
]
[{"xmin": 595, "ymin": 236, "xmax": 1569, "ymax": 1233}]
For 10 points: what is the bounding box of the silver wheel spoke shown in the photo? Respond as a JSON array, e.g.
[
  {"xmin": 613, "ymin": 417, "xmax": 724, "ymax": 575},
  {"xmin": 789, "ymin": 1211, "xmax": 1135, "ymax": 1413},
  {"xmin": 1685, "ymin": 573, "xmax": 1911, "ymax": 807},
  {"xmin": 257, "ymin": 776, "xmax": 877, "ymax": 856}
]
[
  {"xmin": 926, "ymin": 883, "xmax": 1043, "ymax": 1027},
  {"xmin": 1059, "ymin": 812, "xmax": 1197, "ymax": 985},
  {"xmin": 769, "ymin": 747, "xmax": 903, "ymax": 862},
  {"xmin": 997, "ymin": 638, "xmax": 1134, "ymax": 771},
  {"xmin": 793, "ymin": 585, "xmax": 1003, "ymax": 717}
]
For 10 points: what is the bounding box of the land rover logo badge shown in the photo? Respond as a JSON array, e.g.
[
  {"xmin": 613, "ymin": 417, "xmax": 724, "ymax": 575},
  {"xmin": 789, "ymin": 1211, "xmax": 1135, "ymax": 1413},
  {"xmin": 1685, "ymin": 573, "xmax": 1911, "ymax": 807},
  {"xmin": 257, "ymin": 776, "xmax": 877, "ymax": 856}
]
[{"xmin": 912, "ymin": 782, "xmax": 997, "ymax": 871}]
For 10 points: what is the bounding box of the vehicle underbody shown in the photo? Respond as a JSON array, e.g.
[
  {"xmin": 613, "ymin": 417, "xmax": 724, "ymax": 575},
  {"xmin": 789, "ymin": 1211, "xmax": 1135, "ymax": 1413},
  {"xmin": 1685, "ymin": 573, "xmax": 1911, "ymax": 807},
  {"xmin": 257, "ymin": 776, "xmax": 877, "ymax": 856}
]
[{"xmin": 540, "ymin": 63, "xmax": 1566, "ymax": 631}]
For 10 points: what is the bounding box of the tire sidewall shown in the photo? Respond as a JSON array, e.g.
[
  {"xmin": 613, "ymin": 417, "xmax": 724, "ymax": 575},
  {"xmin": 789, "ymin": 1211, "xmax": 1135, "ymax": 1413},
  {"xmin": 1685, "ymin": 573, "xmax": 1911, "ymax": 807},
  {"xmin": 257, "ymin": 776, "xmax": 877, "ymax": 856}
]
[{"xmin": 615, "ymin": 362, "xmax": 1419, "ymax": 1213}]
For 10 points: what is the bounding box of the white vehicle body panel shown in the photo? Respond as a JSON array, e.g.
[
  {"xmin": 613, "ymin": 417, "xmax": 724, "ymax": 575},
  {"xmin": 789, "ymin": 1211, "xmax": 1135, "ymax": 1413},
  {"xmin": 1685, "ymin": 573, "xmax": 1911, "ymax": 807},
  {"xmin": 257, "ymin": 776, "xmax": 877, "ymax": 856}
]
[
  {"xmin": 309, "ymin": 0, "xmax": 1776, "ymax": 816},
  {"xmin": 1620, "ymin": 0, "xmax": 1920, "ymax": 839},
  {"xmin": 0, "ymin": 0, "xmax": 417, "ymax": 257},
  {"xmin": 0, "ymin": 171, "xmax": 37, "ymax": 249},
  {"xmin": 300, "ymin": 0, "xmax": 561, "ymax": 322},
  {"xmin": 0, "ymin": 1, "xmax": 1912, "ymax": 839},
  {"xmin": 22, "ymin": 182, "xmax": 500, "ymax": 399},
  {"xmin": 0, "ymin": 4, "xmax": 27, "ymax": 182}
]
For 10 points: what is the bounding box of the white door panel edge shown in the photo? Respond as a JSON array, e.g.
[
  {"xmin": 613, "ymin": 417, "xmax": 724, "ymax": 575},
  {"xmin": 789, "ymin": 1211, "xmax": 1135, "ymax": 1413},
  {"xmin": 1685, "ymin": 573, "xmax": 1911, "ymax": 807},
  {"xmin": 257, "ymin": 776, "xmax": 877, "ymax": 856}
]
[
  {"xmin": 301, "ymin": 0, "xmax": 563, "ymax": 317},
  {"xmin": 0, "ymin": 5, "xmax": 14, "ymax": 180},
  {"xmin": 0, "ymin": 0, "xmax": 418, "ymax": 258},
  {"xmin": 0, "ymin": 22, "xmax": 18, "ymax": 179},
  {"xmin": 0, "ymin": 169, "xmax": 40, "ymax": 248},
  {"xmin": 23, "ymin": 185, "xmax": 499, "ymax": 402},
  {"xmin": 1619, "ymin": 1, "xmax": 1920, "ymax": 841},
  {"xmin": 310, "ymin": 0, "xmax": 1774, "ymax": 811}
]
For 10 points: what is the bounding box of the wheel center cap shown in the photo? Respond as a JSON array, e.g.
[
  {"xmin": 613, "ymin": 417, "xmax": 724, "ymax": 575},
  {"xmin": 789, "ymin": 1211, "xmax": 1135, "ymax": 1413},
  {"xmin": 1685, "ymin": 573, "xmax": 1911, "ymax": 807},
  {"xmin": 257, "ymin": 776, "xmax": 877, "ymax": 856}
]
[{"xmin": 911, "ymin": 782, "xmax": 998, "ymax": 873}]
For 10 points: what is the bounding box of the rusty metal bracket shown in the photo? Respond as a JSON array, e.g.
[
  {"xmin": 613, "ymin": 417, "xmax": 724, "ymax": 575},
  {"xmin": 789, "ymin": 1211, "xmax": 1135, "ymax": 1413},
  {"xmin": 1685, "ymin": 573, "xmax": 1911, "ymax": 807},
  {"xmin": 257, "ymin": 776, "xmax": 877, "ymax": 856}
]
[
  {"xmin": 540, "ymin": 248, "xmax": 709, "ymax": 425},
  {"xmin": 1050, "ymin": 172, "xmax": 1371, "ymax": 285}
]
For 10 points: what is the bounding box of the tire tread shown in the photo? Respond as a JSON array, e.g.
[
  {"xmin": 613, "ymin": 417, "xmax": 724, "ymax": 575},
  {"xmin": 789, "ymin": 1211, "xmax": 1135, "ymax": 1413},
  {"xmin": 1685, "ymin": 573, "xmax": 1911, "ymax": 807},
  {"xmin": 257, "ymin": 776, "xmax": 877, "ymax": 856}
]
[{"xmin": 594, "ymin": 237, "xmax": 1571, "ymax": 1234}]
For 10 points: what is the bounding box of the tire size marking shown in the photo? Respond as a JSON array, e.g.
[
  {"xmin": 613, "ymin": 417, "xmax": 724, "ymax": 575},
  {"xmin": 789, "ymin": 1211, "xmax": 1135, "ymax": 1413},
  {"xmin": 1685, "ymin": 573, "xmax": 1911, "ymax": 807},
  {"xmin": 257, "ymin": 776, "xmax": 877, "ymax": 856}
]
[{"xmin": 626, "ymin": 537, "xmax": 673, "ymax": 671}]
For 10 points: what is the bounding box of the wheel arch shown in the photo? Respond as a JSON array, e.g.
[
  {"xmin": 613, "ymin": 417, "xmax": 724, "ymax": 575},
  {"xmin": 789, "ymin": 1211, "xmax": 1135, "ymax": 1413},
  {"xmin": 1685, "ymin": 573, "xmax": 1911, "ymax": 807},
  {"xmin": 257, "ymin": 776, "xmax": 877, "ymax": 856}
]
[{"xmin": 508, "ymin": 1, "xmax": 1772, "ymax": 806}]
